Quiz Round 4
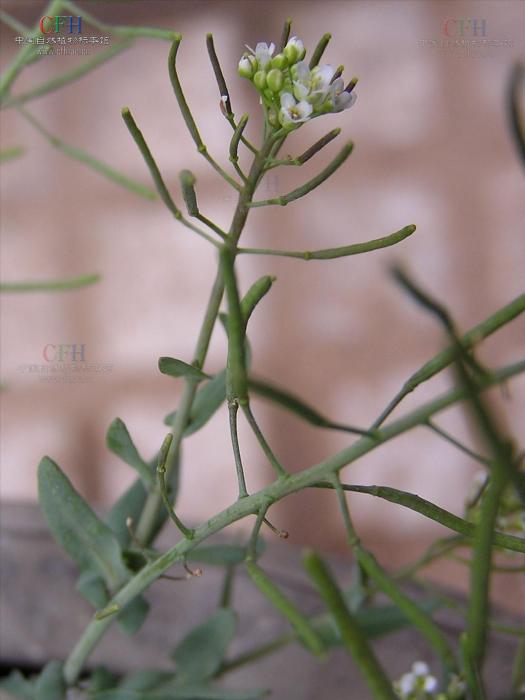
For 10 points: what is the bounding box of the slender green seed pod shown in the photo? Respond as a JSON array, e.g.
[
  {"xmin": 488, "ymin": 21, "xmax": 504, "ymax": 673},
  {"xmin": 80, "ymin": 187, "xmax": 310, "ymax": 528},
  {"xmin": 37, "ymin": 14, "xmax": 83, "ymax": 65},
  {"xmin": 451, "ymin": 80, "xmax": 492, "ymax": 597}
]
[
  {"xmin": 241, "ymin": 275, "xmax": 276, "ymax": 327},
  {"xmin": 157, "ymin": 433, "xmax": 194, "ymax": 539},
  {"xmin": 179, "ymin": 169, "xmax": 198, "ymax": 216},
  {"xmin": 220, "ymin": 247, "xmax": 248, "ymax": 402},
  {"xmin": 229, "ymin": 114, "xmax": 249, "ymax": 163},
  {"xmin": 309, "ymin": 33, "xmax": 331, "ymax": 69},
  {"xmin": 246, "ymin": 560, "xmax": 325, "ymax": 657},
  {"xmin": 330, "ymin": 65, "xmax": 344, "ymax": 84},
  {"xmin": 168, "ymin": 38, "xmax": 204, "ymax": 150},
  {"xmin": 121, "ymin": 107, "xmax": 182, "ymax": 219},
  {"xmin": 205, "ymin": 33, "xmax": 232, "ymax": 115},
  {"xmin": 157, "ymin": 433, "xmax": 173, "ymax": 475},
  {"xmin": 278, "ymin": 18, "xmax": 292, "ymax": 53},
  {"xmin": 303, "ymin": 550, "xmax": 397, "ymax": 700},
  {"xmin": 296, "ymin": 128, "xmax": 341, "ymax": 165}
]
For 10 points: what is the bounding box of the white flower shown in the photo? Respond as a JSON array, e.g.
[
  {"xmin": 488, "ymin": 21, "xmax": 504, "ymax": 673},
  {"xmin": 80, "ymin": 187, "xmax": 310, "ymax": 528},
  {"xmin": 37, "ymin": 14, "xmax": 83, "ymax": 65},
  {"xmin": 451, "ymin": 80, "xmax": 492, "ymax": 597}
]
[
  {"xmin": 398, "ymin": 672, "xmax": 416, "ymax": 697},
  {"xmin": 310, "ymin": 64, "xmax": 335, "ymax": 98},
  {"xmin": 328, "ymin": 77, "xmax": 357, "ymax": 112},
  {"xmin": 412, "ymin": 661, "xmax": 430, "ymax": 677},
  {"xmin": 245, "ymin": 41, "xmax": 275, "ymax": 69},
  {"xmin": 278, "ymin": 92, "xmax": 313, "ymax": 126},
  {"xmin": 292, "ymin": 61, "xmax": 335, "ymax": 104},
  {"xmin": 423, "ymin": 675, "xmax": 438, "ymax": 693}
]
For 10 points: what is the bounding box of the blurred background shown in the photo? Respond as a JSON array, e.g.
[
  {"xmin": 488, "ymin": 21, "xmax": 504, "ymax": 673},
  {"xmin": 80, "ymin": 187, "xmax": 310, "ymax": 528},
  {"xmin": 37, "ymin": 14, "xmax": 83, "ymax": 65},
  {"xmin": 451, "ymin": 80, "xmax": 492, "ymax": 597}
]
[{"xmin": 1, "ymin": 0, "xmax": 524, "ymax": 612}]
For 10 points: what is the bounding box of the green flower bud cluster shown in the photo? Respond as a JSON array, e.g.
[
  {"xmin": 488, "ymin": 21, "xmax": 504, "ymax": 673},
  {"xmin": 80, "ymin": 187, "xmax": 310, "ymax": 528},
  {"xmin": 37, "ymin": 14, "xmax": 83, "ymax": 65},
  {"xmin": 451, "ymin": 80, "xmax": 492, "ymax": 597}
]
[{"xmin": 238, "ymin": 34, "xmax": 356, "ymax": 129}]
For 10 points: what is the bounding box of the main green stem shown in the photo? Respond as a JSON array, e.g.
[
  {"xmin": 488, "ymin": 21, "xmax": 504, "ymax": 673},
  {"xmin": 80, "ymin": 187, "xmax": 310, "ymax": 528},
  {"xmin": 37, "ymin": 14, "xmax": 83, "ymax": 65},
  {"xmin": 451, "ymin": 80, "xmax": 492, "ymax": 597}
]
[
  {"xmin": 134, "ymin": 131, "xmax": 279, "ymax": 544},
  {"xmin": 62, "ymin": 360, "xmax": 524, "ymax": 684}
]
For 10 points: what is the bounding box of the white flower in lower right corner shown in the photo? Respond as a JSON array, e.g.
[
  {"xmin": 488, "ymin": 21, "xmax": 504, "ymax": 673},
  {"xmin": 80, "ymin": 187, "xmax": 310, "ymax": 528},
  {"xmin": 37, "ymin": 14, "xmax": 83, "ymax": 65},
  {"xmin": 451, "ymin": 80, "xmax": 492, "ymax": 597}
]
[
  {"xmin": 394, "ymin": 661, "xmax": 440, "ymax": 699},
  {"xmin": 278, "ymin": 92, "xmax": 313, "ymax": 126}
]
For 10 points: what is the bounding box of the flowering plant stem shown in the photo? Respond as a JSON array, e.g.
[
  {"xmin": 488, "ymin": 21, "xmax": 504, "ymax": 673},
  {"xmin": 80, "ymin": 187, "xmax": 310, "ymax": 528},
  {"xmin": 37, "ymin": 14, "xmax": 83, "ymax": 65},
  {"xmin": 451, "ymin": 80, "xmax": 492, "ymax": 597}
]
[
  {"xmin": 6, "ymin": 19, "xmax": 523, "ymax": 698},
  {"xmin": 63, "ymin": 358, "xmax": 523, "ymax": 684}
]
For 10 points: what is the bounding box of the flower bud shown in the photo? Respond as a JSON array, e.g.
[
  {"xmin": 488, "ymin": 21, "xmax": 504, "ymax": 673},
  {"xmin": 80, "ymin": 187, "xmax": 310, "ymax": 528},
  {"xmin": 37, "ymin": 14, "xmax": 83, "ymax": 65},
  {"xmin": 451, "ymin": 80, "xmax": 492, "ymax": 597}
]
[
  {"xmin": 266, "ymin": 68, "xmax": 284, "ymax": 93},
  {"xmin": 253, "ymin": 70, "xmax": 267, "ymax": 91},
  {"xmin": 284, "ymin": 36, "xmax": 305, "ymax": 64},
  {"xmin": 238, "ymin": 55, "xmax": 256, "ymax": 79},
  {"xmin": 267, "ymin": 108, "xmax": 279, "ymax": 127},
  {"xmin": 271, "ymin": 53, "xmax": 288, "ymax": 70}
]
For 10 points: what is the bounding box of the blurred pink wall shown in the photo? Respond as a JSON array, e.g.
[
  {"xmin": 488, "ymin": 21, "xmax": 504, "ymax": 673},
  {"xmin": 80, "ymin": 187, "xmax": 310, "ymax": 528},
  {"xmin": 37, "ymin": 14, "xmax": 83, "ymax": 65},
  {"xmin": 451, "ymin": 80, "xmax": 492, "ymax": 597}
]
[{"xmin": 1, "ymin": 1, "xmax": 524, "ymax": 608}]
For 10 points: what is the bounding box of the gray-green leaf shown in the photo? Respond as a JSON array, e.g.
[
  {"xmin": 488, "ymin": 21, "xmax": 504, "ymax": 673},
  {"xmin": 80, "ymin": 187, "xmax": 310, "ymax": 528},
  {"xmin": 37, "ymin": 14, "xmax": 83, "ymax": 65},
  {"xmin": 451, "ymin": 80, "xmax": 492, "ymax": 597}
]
[
  {"xmin": 158, "ymin": 357, "xmax": 210, "ymax": 381},
  {"xmin": 76, "ymin": 570, "xmax": 109, "ymax": 607},
  {"xmin": 34, "ymin": 661, "xmax": 66, "ymax": 700},
  {"xmin": 106, "ymin": 418, "xmax": 153, "ymax": 487},
  {"xmin": 170, "ymin": 608, "xmax": 237, "ymax": 684},
  {"xmin": 0, "ymin": 670, "xmax": 35, "ymax": 700},
  {"xmin": 118, "ymin": 595, "xmax": 151, "ymax": 634},
  {"xmin": 119, "ymin": 670, "xmax": 176, "ymax": 691},
  {"xmin": 164, "ymin": 370, "xmax": 226, "ymax": 434},
  {"xmin": 105, "ymin": 478, "xmax": 148, "ymax": 548},
  {"xmin": 89, "ymin": 667, "xmax": 119, "ymax": 692},
  {"xmin": 76, "ymin": 568, "xmax": 150, "ymax": 635},
  {"xmin": 38, "ymin": 457, "xmax": 131, "ymax": 590}
]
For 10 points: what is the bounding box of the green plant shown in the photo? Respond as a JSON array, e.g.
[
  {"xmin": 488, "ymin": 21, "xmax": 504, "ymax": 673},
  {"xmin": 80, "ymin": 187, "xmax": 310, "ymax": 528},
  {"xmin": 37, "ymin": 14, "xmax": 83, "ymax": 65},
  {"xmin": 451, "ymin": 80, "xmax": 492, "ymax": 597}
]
[{"xmin": 1, "ymin": 15, "xmax": 524, "ymax": 700}]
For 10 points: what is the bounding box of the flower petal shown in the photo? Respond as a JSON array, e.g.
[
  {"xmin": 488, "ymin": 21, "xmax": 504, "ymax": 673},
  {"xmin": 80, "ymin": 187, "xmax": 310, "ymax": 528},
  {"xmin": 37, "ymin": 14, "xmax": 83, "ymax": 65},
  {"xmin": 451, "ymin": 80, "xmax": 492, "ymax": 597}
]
[{"xmin": 280, "ymin": 92, "xmax": 295, "ymax": 109}]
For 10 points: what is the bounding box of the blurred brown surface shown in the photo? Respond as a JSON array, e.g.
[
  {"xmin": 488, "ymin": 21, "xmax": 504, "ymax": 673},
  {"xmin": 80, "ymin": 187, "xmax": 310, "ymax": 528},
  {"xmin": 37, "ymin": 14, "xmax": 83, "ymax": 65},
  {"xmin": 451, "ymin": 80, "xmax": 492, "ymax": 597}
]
[
  {"xmin": 0, "ymin": 502, "xmax": 521, "ymax": 698},
  {"xmin": 1, "ymin": 1, "xmax": 524, "ymax": 611}
]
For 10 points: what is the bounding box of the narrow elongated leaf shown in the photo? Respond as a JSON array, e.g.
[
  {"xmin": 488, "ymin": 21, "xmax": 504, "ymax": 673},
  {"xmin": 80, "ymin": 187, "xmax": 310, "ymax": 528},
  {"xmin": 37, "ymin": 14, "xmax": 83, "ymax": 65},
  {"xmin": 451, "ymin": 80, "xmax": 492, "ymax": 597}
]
[
  {"xmin": 0, "ymin": 145, "xmax": 24, "ymax": 163},
  {"xmin": 170, "ymin": 608, "xmax": 237, "ymax": 683},
  {"xmin": 34, "ymin": 661, "xmax": 66, "ymax": 700},
  {"xmin": 0, "ymin": 273, "xmax": 100, "ymax": 293},
  {"xmin": 159, "ymin": 357, "xmax": 210, "ymax": 381},
  {"xmin": 38, "ymin": 457, "xmax": 131, "ymax": 590},
  {"xmin": 248, "ymin": 377, "xmax": 370, "ymax": 436},
  {"xmin": 164, "ymin": 370, "xmax": 226, "ymax": 435},
  {"xmin": 92, "ymin": 688, "xmax": 268, "ymax": 700},
  {"xmin": 0, "ymin": 671, "xmax": 35, "ymax": 700},
  {"xmin": 106, "ymin": 418, "xmax": 153, "ymax": 487}
]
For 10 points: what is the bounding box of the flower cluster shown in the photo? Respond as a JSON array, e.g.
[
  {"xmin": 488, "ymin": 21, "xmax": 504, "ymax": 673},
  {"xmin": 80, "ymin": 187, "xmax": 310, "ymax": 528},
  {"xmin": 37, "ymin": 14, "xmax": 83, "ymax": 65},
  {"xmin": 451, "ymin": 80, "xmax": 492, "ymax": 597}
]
[
  {"xmin": 238, "ymin": 36, "xmax": 356, "ymax": 128},
  {"xmin": 394, "ymin": 662, "xmax": 466, "ymax": 700},
  {"xmin": 466, "ymin": 472, "xmax": 525, "ymax": 539}
]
